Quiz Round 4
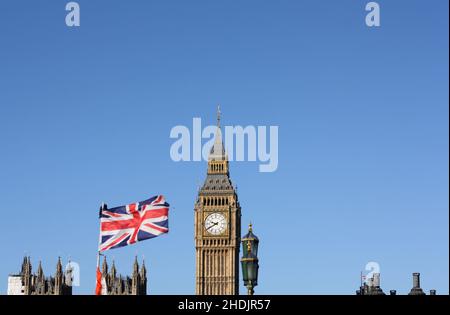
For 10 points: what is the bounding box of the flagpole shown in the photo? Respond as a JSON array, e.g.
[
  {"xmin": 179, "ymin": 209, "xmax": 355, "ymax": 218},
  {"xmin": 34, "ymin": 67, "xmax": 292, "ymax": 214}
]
[
  {"xmin": 98, "ymin": 202, "xmax": 105, "ymax": 261},
  {"xmin": 97, "ymin": 202, "xmax": 103, "ymax": 266},
  {"xmin": 360, "ymin": 271, "xmax": 363, "ymax": 288},
  {"xmin": 95, "ymin": 202, "xmax": 105, "ymax": 295}
]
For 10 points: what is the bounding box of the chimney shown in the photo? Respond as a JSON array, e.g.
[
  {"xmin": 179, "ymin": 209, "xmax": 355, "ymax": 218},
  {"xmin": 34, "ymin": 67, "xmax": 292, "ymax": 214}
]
[
  {"xmin": 412, "ymin": 272, "xmax": 420, "ymax": 288},
  {"xmin": 373, "ymin": 273, "xmax": 381, "ymax": 287},
  {"xmin": 408, "ymin": 272, "xmax": 425, "ymax": 295},
  {"xmin": 430, "ymin": 290, "xmax": 436, "ymax": 295},
  {"xmin": 390, "ymin": 290, "xmax": 397, "ymax": 295}
]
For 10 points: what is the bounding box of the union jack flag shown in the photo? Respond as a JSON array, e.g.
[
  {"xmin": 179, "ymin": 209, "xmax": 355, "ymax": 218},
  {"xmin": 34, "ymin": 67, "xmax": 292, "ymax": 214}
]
[{"xmin": 98, "ymin": 195, "xmax": 169, "ymax": 252}]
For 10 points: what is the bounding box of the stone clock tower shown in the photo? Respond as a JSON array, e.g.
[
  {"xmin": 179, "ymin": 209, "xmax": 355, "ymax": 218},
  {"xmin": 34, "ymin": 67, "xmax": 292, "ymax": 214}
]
[{"xmin": 194, "ymin": 107, "xmax": 241, "ymax": 295}]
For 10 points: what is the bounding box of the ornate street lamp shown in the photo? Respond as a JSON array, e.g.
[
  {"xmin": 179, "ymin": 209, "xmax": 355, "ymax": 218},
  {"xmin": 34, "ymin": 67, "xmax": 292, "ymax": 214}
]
[{"xmin": 241, "ymin": 223, "xmax": 259, "ymax": 295}]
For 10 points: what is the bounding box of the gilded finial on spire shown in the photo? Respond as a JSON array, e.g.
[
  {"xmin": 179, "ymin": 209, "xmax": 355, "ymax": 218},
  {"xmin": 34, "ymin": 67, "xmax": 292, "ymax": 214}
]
[{"xmin": 249, "ymin": 222, "xmax": 253, "ymax": 232}]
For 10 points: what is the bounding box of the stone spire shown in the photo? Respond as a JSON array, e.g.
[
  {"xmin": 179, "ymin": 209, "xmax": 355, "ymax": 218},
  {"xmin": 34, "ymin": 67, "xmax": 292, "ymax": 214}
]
[
  {"xmin": 22, "ymin": 256, "xmax": 32, "ymax": 295},
  {"xmin": 208, "ymin": 105, "xmax": 227, "ymax": 162},
  {"xmin": 34, "ymin": 260, "xmax": 46, "ymax": 295},
  {"xmin": 37, "ymin": 261, "xmax": 44, "ymax": 280},
  {"xmin": 133, "ymin": 256, "xmax": 139, "ymax": 275},
  {"xmin": 102, "ymin": 256, "xmax": 108, "ymax": 276},
  {"xmin": 54, "ymin": 257, "xmax": 63, "ymax": 295},
  {"xmin": 203, "ymin": 106, "xmax": 230, "ymax": 181},
  {"xmin": 117, "ymin": 275, "xmax": 123, "ymax": 293},
  {"xmin": 131, "ymin": 256, "xmax": 141, "ymax": 295},
  {"xmin": 140, "ymin": 260, "xmax": 147, "ymax": 278},
  {"xmin": 21, "ymin": 256, "xmax": 27, "ymax": 274},
  {"xmin": 21, "ymin": 256, "xmax": 31, "ymax": 276},
  {"xmin": 140, "ymin": 260, "xmax": 147, "ymax": 295},
  {"xmin": 56, "ymin": 257, "xmax": 63, "ymax": 274},
  {"xmin": 110, "ymin": 260, "xmax": 117, "ymax": 279}
]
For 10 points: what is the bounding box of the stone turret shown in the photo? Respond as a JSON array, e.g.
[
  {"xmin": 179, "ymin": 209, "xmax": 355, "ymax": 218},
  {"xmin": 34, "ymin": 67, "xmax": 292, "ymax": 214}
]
[
  {"xmin": 54, "ymin": 257, "xmax": 63, "ymax": 295},
  {"xmin": 132, "ymin": 256, "xmax": 141, "ymax": 295},
  {"xmin": 35, "ymin": 261, "xmax": 45, "ymax": 295},
  {"xmin": 22, "ymin": 256, "xmax": 32, "ymax": 295},
  {"xmin": 140, "ymin": 260, "xmax": 147, "ymax": 295}
]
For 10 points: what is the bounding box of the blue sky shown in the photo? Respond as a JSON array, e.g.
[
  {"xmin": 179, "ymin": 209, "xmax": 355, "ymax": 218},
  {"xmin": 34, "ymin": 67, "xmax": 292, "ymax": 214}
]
[{"xmin": 0, "ymin": 0, "xmax": 448, "ymax": 294}]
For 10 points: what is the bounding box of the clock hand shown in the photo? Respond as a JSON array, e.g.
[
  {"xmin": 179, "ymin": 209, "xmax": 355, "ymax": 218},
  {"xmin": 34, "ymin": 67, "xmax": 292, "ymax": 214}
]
[{"xmin": 206, "ymin": 221, "xmax": 218, "ymax": 231}]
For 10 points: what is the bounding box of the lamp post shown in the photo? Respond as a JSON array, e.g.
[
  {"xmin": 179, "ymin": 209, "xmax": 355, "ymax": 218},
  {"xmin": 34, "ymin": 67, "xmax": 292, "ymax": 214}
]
[{"xmin": 241, "ymin": 223, "xmax": 259, "ymax": 295}]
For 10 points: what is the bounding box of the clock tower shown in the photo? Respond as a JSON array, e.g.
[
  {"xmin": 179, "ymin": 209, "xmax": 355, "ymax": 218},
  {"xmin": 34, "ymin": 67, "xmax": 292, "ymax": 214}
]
[{"xmin": 194, "ymin": 107, "xmax": 241, "ymax": 295}]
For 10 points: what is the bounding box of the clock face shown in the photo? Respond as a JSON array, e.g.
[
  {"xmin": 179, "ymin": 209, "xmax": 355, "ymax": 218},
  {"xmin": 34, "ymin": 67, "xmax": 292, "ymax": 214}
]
[{"xmin": 204, "ymin": 212, "xmax": 227, "ymax": 236}]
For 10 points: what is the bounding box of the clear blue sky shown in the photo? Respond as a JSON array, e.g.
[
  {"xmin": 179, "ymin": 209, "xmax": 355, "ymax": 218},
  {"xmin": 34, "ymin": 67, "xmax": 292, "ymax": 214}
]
[{"xmin": 0, "ymin": 1, "xmax": 448, "ymax": 295}]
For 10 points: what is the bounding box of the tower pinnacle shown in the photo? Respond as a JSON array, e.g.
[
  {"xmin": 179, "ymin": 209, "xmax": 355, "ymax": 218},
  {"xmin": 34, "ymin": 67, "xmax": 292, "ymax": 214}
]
[
  {"xmin": 217, "ymin": 104, "xmax": 221, "ymax": 128},
  {"xmin": 209, "ymin": 106, "xmax": 227, "ymax": 162}
]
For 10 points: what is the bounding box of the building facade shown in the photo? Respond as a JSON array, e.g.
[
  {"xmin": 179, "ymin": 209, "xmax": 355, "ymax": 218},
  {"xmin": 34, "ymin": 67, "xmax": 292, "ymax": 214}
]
[
  {"xmin": 356, "ymin": 272, "xmax": 436, "ymax": 295},
  {"xmin": 356, "ymin": 272, "xmax": 385, "ymax": 295},
  {"xmin": 7, "ymin": 257, "xmax": 72, "ymax": 295},
  {"xmin": 100, "ymin": 256, "xmax": 147, "ymax": 295},
  {"xmin": 194, "ymin": 108, "xmax": 241, "ymax": 295}
]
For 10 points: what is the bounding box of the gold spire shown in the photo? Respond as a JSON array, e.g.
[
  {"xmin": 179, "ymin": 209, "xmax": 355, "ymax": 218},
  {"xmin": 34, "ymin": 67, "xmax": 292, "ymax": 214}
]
[{"xmin": 248, "ymin": 222, "xmax": 253, "ymax": 232}]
